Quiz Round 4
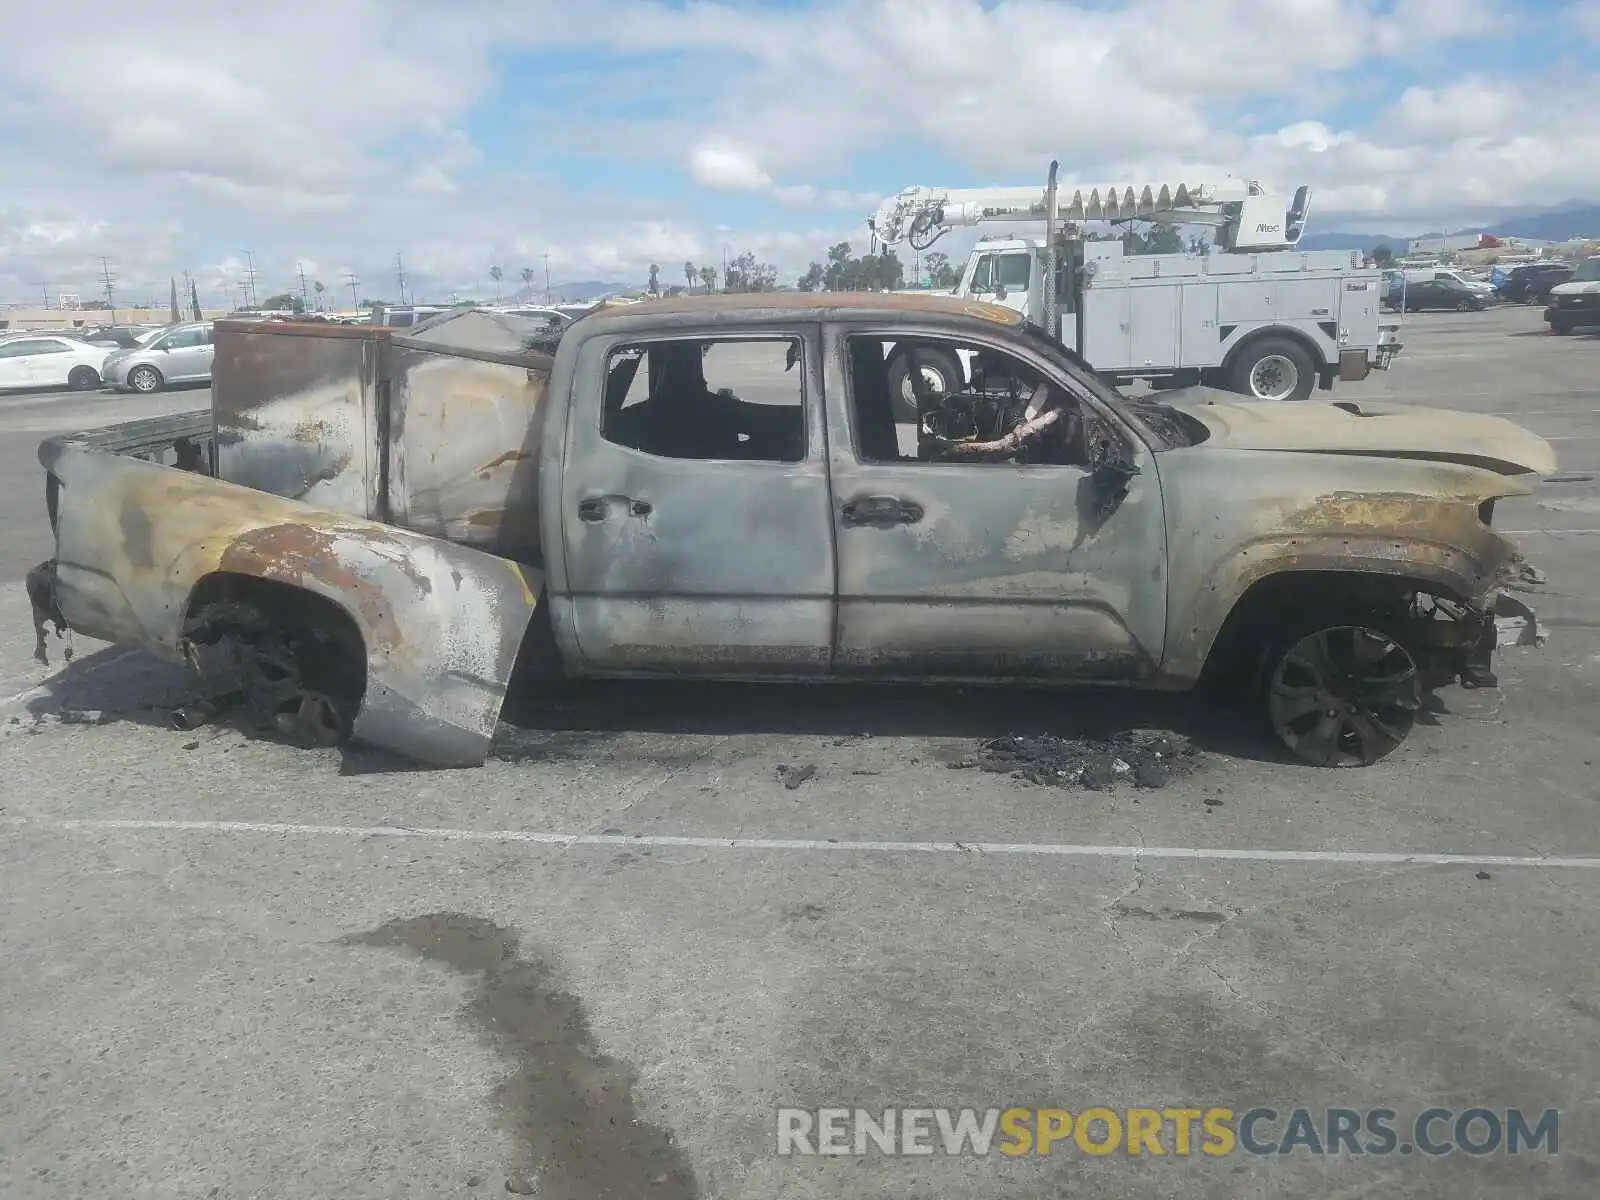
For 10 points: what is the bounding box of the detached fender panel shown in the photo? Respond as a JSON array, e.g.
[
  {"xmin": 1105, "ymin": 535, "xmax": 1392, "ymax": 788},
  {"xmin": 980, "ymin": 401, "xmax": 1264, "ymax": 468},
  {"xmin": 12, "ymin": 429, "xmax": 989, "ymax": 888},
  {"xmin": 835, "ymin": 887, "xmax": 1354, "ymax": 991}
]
[{"xmin": 46, "ymin": 444, "xmax": 537, "ymax": 766}]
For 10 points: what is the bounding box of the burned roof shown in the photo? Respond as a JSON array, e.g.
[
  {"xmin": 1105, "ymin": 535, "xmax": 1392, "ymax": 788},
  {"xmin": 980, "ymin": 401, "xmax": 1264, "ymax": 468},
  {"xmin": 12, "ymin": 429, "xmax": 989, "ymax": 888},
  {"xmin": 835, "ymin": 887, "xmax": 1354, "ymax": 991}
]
[{"xmin": 580, "ymin": 291, "xmax": 1025, "ymax": 326}]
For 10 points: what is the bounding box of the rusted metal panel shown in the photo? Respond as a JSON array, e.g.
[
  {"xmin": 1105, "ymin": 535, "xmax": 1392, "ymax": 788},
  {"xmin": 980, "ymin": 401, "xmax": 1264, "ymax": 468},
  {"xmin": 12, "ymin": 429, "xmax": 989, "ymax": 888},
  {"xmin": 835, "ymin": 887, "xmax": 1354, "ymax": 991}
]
[
  {"xmin": 43, "ymin": 442, "xmax": 537, "ymax": 766},
  {"xmin": 385, "ymin": 343, "xmax": 548, "ymax": 557},
  {"xmin": 211, "ymin": 320, "xmax": 385, "ymax": 518}
]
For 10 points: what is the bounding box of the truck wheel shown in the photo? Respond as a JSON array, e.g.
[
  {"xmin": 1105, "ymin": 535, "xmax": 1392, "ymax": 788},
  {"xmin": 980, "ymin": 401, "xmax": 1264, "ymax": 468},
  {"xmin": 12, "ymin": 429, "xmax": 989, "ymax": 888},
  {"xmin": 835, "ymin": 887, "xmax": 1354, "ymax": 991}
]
[
  {"xmin": 1231, "ymin": 337, "xmax": 1316, "ymax": 402},
  {"xmin": 888, "ymin": 348, "xmax": 962, "ymax": 421},
  {"xmin": 1267, "ymin": 624, "xmax": 1421, "ymax": 767}
]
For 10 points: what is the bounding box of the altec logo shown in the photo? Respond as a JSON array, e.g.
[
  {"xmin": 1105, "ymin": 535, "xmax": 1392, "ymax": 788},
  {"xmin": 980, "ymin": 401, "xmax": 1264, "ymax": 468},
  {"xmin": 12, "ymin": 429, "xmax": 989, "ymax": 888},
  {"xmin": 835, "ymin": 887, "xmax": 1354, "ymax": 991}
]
[{"xmin": 775, "ymin": 1107, "xmax": 1560, "ymax": 1158}]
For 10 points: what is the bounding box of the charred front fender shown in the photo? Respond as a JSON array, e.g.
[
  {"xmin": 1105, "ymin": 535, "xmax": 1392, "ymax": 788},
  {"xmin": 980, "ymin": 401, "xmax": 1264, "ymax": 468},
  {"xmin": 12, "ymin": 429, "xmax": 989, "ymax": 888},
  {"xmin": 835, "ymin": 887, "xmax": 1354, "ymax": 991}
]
[
  {"xmin": 45, "ymin": 443, "xmax": 537, "ymax": 766},
  {"xmin": 1158, "ymin": 467, "xmax": 1532, "ymax": 685}
]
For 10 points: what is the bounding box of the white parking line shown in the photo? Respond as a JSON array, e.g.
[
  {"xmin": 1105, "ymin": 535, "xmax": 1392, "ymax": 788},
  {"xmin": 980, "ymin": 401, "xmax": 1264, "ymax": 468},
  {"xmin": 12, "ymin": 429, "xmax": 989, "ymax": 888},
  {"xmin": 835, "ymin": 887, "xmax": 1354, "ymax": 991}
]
[{"xmin": 7, "ymin": 817, "xmax": 1600, "ymax": 869}]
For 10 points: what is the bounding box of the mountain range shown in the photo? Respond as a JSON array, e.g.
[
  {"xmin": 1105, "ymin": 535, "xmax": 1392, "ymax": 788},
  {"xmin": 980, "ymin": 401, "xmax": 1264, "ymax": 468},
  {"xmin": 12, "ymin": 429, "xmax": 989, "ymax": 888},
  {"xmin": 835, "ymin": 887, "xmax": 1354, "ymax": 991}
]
[{"xmin": 1298, "ymin": 203, "xmax": 1600, "ymax": 252}]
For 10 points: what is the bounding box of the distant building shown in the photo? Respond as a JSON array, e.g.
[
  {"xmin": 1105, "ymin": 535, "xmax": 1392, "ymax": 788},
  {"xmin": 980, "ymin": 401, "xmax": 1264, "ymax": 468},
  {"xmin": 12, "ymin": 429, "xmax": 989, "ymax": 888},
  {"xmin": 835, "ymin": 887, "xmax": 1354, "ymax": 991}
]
[{"xmin": 1408, "ymin": 233, "xmax": 1553, "ymax": 256}]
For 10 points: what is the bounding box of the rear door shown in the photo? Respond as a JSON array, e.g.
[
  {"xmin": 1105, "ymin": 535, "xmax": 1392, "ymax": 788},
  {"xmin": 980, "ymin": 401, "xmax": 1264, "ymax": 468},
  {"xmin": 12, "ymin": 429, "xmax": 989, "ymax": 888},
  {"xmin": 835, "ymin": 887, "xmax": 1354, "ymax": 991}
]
[
  {"xmin": 557, "ymin": 325, "xmax": 837, "ymax": 675},
  {"xmin": 0, "ymin": 339, "xmax": 50, "ymax": 388}
]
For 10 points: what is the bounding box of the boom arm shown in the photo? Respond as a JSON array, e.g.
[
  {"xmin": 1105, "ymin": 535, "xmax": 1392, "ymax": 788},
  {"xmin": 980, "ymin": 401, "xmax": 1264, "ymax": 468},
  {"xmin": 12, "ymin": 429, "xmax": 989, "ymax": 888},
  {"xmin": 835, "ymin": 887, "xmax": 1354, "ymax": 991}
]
[{"xmin": 870, "ymin": 178, "xmax": 1312, "ymax": 252}]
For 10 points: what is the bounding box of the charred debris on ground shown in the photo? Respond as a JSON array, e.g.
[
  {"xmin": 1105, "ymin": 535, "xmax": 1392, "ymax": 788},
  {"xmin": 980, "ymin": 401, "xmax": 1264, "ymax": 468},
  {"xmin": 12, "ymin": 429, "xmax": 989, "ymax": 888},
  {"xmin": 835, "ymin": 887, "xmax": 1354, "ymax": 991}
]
[{"xmin": 951, "ymin": 728, "xmax": 1203, "ymax": 790}]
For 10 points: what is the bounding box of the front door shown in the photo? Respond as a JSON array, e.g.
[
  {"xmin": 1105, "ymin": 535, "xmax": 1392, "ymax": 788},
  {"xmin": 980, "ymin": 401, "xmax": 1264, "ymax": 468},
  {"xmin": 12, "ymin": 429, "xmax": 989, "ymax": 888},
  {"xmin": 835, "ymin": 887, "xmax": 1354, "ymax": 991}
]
[
  {"xmin": 558, "ymin": 328, "xmax": 837, "ymax": 675},
  {"xmin": 161, "ymin": 326, "xmax": 212, "ymax": 380},
  {"xmin": 821, "ymin": 323, "xmax": 1167, "ymax": 680}
]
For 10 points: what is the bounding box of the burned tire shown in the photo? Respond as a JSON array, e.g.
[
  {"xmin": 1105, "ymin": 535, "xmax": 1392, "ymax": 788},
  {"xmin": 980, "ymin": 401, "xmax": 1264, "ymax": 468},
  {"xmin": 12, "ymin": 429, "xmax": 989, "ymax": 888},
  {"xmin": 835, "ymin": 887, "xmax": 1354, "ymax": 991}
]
[
  {"xmin": 1229, "ymin": 336, "xmax": 1317, "ymax": 402},
  {"xmin": 1267, "ymin": 624, "xmax": 1422, "ymax": 767},
  {"xmin": 888, "ymin": 347, "xmax": 963, "ymax": 421},
  {"xmin": 180, "ymin": 596, "xmax": 364, "ymax": 749}
]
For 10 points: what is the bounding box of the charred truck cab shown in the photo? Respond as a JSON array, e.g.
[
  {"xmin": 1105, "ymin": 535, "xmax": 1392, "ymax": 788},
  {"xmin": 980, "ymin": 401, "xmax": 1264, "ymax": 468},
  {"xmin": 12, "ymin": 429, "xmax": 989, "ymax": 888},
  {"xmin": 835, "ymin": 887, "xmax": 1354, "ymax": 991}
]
[{"xmin": 29, "ymin": 294, "xmax": 1552, "ymax": 770}]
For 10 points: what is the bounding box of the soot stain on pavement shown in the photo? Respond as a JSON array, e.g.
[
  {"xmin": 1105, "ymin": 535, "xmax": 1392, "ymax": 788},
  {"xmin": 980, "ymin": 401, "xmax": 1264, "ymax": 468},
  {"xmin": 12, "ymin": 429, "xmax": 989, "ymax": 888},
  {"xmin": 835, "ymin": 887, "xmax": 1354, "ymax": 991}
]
[{"xmin": 339, "ymin": 913, "xmax": 700, "ymax": 1199}]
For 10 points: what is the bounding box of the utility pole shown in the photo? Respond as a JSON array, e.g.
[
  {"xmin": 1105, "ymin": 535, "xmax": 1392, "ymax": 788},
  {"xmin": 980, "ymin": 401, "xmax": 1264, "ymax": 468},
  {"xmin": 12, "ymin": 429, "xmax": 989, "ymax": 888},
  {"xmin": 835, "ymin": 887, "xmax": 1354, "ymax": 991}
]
[
  {"xmin": 543, "ymin": 253, "xmax": 551, "ymax": 302},
  {"xmin": 99, "ymin": 257, "xmax": 118, "ymax": 322},
  {"xmin": 296, "ymin": 261, "xmax": 310, "ymax": 311},
  {"xmin": 722, "ymin": 244, "xmax": 729, "ymax": 291},
  {"xmin": 395, "ymin": 253, "xmax": 408, "ymax": 306},
  {"xmin": 344, "ymin": 271, "xmax": 360, "ymax": 308},
  {"xmin": 37, "ymin": 281, "xmax": 49, "ymax": 309},
  {"xmin": 241, "ymin": 250, "xmax": 259, "ymax": 308}
]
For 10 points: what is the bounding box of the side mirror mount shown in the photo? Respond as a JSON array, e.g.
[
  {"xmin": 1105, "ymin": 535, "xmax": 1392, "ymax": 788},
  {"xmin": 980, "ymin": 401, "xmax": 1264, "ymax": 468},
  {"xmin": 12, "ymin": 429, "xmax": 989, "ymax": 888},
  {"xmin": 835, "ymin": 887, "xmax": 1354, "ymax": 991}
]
[{"xmin": 994, "ymin": 285, "xmax": 1008, "ymax": 301}]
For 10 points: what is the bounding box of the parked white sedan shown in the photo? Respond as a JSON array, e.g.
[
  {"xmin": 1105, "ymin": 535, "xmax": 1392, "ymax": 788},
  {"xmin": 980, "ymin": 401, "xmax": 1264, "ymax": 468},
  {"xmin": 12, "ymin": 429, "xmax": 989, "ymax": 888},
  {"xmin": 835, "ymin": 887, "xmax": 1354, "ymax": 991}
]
[{"xmin": 0, "ymin": 335, "xmax": 108, "ymax": 392}]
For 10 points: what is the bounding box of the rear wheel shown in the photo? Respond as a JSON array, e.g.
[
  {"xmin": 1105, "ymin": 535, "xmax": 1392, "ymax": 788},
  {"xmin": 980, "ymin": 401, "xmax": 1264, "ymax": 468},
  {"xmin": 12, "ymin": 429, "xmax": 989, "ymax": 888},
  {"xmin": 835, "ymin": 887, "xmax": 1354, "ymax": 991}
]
[
  {"xmin": 1267, "ymin": 624, "xmax": 1421, "ymax": 767},
  {"xmin": 128, "ymin": 364, "xmax": 164, "ymax": 393},
  {"xmin": 1230, "ymin": 336, "xmax": 1316, "ymax": 402},
  {"xmin": 67, "ymin": 366, "xmax": 99, "ymax": 391},
  {"xmin": 1455, "ymin": 300, "xmax": 1471, "ymax": 312}
]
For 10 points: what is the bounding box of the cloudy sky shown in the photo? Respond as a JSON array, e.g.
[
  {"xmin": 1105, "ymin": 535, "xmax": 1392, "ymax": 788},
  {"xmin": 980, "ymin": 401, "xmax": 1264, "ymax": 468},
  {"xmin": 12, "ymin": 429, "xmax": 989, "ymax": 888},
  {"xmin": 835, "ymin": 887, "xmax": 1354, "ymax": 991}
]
[{"xmin": 2, "ymin": 0, "xmax": 1596, "ymax": 307}]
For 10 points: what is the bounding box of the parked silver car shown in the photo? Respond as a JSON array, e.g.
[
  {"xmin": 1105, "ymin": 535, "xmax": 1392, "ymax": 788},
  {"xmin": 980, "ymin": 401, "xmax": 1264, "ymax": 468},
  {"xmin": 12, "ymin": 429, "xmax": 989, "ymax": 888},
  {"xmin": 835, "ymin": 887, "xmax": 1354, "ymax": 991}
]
[{"xmin": 101, "ymin": 322, "xmax": 215, "ymax": 393}]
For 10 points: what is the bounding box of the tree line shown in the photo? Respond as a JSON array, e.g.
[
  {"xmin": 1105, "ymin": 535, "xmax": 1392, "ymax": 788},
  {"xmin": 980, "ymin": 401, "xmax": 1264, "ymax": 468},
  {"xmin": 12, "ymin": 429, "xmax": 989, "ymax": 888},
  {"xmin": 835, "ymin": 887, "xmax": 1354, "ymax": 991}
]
[{"xmin": 648, "ymin": 222, "xmax": 1216, "ymax": 297}]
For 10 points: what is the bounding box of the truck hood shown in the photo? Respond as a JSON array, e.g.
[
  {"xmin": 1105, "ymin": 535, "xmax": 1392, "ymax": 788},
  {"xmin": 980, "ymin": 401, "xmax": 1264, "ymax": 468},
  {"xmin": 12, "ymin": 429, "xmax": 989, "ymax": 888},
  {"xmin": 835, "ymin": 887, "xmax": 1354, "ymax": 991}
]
[{"xmin": 1159, "ymin": 390, "xmax": 1557, "ymax": 476}]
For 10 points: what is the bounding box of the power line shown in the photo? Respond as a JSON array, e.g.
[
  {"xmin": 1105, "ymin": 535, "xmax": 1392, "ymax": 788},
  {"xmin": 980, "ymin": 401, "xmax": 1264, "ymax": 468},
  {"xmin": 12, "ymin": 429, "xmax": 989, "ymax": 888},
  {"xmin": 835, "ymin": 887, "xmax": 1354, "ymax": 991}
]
[
  {"xmin": 99, "ymin": 257, "xmax": 118, "ymax": 322},
  {"xmin": 241, "ymin": 250, "xmax": 258, "ymax": 308}
]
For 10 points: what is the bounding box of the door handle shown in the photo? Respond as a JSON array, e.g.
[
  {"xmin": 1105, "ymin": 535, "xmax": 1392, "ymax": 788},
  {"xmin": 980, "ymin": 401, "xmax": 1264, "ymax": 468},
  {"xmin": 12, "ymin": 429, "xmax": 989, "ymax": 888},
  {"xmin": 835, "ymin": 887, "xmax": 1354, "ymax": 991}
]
[
  {"xmin": 578, "ymin": 496, "xmax": 651, "ymax": 522},
  {"xmin": 841, "ymin": 494, "xmax": 923, "ymax": 528}
]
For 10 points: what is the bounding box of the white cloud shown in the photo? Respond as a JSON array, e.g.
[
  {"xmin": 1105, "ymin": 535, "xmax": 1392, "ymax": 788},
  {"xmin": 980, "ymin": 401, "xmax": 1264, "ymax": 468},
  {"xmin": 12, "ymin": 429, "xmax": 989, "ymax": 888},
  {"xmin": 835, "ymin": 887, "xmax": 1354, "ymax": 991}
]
[{"xmin": 0, "ymin": 0, "xmax": 1591, "ymax": 306}]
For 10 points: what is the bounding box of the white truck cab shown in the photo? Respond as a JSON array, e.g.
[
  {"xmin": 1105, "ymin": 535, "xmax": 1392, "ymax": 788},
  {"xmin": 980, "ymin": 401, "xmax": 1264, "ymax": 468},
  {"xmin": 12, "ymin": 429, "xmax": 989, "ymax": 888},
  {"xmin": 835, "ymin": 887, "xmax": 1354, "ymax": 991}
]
[{"xmin": 871, "ymin": 166, "xmax": 1401, "ymax": 404}]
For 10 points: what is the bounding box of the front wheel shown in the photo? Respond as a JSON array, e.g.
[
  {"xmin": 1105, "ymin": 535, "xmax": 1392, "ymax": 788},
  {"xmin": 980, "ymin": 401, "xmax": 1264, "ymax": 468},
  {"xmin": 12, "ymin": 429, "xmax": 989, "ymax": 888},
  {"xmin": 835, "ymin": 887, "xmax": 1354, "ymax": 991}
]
[
  {"xmin": 1455, "ymin": 300, "xmax": 1471, "ymax": 312},
  {"xmin": 1268, "ymin": 625, "xmax": 1421, "ymax": 767},
  {"xmin": 1230, "ymin": 337, "xmax": 1316, "ymax": 402},
  {"xmin": 127, "ymin": 365, "xmax": 164, "ymax": 394},
  {"xmin": 67, "ymin": 366, "xmax": 100, "ymax": 391},
  {"xmin": 888, "ymin": 348, "xmax": 963, "ymax": 421}
]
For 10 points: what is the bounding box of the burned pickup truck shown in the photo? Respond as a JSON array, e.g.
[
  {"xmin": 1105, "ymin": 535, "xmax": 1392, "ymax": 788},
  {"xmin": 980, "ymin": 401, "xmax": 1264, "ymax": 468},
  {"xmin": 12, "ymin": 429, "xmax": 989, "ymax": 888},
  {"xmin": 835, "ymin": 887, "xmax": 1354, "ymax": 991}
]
[{"xmin": 28, "ymin": 293, "xmax": 1555, "ymax": 769}]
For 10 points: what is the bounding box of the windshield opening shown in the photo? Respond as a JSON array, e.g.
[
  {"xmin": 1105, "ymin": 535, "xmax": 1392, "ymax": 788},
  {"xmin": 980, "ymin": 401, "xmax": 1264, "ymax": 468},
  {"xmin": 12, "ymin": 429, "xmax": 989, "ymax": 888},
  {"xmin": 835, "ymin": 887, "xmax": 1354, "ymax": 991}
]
[
  {"xmin": 1570, "ymin": 258, "xmax": 1600, "ymax": 283},
  {"xmin": 1015, "ymin": 322, "xmax": 1176, "ymax": 449}
]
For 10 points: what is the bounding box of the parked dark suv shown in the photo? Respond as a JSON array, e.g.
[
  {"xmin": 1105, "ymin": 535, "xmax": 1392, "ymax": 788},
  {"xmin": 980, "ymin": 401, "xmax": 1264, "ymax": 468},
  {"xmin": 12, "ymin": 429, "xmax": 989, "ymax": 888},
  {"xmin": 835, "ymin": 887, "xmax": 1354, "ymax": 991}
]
[{"xmin": 1499, "ymin": 263, "xmax": 1575, "ymax": 304}]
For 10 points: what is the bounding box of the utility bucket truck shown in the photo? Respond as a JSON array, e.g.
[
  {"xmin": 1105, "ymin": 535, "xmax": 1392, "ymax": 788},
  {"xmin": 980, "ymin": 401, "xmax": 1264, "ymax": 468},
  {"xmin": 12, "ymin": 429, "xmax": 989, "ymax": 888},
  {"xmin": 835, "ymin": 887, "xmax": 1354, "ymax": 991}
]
[{"xmin": 870, "ymin": 165, "xmax": 1403, "ymax": 411}]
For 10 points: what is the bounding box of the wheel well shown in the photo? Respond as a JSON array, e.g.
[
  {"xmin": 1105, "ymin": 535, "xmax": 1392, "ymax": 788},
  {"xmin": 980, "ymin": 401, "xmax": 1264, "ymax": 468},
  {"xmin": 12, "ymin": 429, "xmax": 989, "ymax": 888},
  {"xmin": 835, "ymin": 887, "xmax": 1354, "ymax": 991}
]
[
  {"xmin": 1221, "ymin": 327, "xmax": 1327, "ymax": 376},
  {"xmin": 183, "ymin": 572, "xmax": 368, "ymax": 702},
  {"xmin": 1200, "ymin": 569, "xmax": 1466, "ymax": 686}
]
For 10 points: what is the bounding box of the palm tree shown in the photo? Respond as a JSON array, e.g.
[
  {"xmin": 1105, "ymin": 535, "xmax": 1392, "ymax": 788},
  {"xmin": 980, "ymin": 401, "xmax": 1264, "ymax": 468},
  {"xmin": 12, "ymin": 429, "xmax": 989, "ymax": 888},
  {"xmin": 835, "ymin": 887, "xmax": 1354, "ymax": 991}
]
[
  {"xmin": 684, "ymin": 261, "xmax": 696, "ymax": 293},
  {"xmin": 313, "ymin": 280, "xmax": 326, "ymax": 311},
  {"xmin": 520, "ymin": 267, "xmax": 534, "ymax": 300},
  {"xmin": 489, "ymin": 265, "xmax": 504, "ymax": 302}
]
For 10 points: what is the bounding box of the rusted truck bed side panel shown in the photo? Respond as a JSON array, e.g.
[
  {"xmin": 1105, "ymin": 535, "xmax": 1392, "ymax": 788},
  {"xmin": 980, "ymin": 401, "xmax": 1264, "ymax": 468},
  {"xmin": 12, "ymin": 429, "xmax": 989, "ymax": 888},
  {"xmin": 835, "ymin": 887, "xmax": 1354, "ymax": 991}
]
[
  {"xmin": 210, "ymin": 319, "xmax": 552, "ymax": 560},
  {"xmin": 41, "ymin": 441, "xmax": 538, "ymax": 766},
  {"xmin": 212, "ymin": 320, "xmax": 383, "ymax": 518},
  {"xmin": 1155, "ymin": 447, "xmax": 1533, "ymax": 682},
  {"xmin": 386, "ymin": 343, "xmax": 546, "ymax": 559}
]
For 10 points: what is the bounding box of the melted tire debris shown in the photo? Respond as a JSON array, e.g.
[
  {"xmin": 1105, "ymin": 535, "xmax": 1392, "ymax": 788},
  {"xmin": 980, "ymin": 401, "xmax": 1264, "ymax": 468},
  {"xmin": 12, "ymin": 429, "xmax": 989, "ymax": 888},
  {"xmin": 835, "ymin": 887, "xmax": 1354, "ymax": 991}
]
[{"xmin": 951, "ymin": 728, "xmax": 1202, "ymax": 790}]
